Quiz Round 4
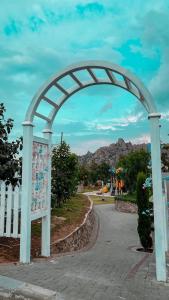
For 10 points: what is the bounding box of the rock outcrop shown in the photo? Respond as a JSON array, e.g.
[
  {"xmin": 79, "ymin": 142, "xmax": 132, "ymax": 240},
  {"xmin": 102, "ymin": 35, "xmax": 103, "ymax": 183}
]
[{"xmin": 78, "ymin": 138, "xmax": 147, "ymax": 166}]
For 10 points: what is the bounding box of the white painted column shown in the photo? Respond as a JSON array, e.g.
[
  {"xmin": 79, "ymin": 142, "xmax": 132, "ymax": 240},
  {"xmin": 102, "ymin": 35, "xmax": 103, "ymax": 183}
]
[
  {"xmin": 20, "ymin": 122, "xmax": 33, "ymax": 263},
  {"xmin": 149, "ymin": 113, "xmax": 167, "ymax": 282},
  {"xmin": 164, "ymin": 180, "xmax": 169, "ymax": 251},
  {"xmin": 41, "ymin": 129, "xmax": 52, "ymax": 256}
]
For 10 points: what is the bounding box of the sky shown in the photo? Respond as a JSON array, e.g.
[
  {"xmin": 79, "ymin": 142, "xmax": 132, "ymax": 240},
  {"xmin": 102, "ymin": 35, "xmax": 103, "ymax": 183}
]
[{"xmin": 1, "ymin": 0, "xmax": 169, "ymax": 154}]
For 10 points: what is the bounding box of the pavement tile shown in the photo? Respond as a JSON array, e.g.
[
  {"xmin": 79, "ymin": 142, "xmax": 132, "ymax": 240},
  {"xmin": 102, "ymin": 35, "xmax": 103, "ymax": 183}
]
[{"xmin": 0, "ymin": 204, "xmax": 169, "ymax": 299}]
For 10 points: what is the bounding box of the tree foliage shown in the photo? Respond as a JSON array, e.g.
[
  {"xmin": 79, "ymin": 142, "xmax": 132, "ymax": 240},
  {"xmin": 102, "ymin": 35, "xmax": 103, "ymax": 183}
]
[
  {"xmin": 117, "ymin": 149, "xmax": 150, "ymax": 192},
  {"xmin": 161, "ymin": 144, "xmax": 169, "ymax": 172},
  {"xmin": 51, "ymin": 141, "xmax": 79, "ymax": 207},
  {"xmin": 78, "ymin": 161, "xmax": 110, "ymax": 186},
  {"xmin": 0, "ymin": 103, "xmax": 22, "ymax": 185},
  {"xmin": 78, "ymin": 164, "xmax": 90, "ymax": 186},
  {"xmin": 96, "ymin": 162, "xmax": 110, "ymax": 184},
  {"xmin": 136, "ymin": 172, "xmax": 152, "ymax": 250}
]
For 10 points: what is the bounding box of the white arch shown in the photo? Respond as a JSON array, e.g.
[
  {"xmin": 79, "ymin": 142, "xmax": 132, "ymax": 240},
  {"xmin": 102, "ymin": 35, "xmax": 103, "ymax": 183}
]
[
  {"xmin": 21, "ymin": 61, "xmax": 167, "ymax": 282},
  {"xmin": 25, "ymin": 61, "xmax": 157, "ymax": 128}
]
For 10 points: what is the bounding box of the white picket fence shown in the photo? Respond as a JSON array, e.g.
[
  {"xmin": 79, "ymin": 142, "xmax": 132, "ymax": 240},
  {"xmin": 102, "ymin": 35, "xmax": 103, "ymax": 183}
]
[
  {"xmin": 0, "ymin": 177, "xmax": 168, "ymax": 242},
  {"xmin": 0, "ymin": 181, "xmax": 21, "ymax": 238}
]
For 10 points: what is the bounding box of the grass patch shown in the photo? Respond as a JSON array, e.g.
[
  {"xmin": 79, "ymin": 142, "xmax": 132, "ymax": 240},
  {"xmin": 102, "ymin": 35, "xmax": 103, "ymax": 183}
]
[
  {"xmin": 51, "ymin": 194, "xmax": 90, "ymax": 225},
  {"xmin": 31, "ymin": 194, "xmax": 89, "ymax": 237},
  {"xmin": 89, "ymin": 195, "xmax": 114, "ymax": 205},
  {"xmin": 82, "ymin": 186, "xmax": 99, "ymax": 193},
  {"xmin": 115, "ymin": 192, "xmax": 136, "ymax": 203}
]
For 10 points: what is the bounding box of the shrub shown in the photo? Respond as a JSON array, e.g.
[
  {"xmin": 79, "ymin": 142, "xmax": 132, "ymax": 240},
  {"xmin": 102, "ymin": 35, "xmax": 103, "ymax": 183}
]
[{"xmin": 136, "ymin": 172, "xmax": 152, "ymax": 250}]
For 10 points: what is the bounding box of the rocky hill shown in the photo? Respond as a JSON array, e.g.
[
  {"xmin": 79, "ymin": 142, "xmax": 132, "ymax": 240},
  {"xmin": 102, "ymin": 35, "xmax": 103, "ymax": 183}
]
[{"xmin": 78, "ymin": 138, "xmax": 147, "ymax": 167}]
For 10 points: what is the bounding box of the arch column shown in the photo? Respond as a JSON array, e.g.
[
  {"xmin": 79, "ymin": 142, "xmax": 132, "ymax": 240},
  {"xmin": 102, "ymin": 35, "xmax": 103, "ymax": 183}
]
[
  {"xmin": 21, "ymin": 60, "xmax": 165, "ymax": 282},
  {"xmin": 20, "ymin": 122, "xmax": 33, "ymax": 263},
  {"xmin": 41, "ymin": 129, "xmax": 52, "ymax": 256},
  {"xmin": 148, "ymin": 113, "xmax": 167, "ymax": 281}
]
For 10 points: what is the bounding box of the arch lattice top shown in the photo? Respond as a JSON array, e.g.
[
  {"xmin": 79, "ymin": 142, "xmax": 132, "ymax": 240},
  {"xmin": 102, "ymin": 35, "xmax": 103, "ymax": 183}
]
[{"xmin": 25, "ymin": 61, "xmax": 157, "ymax": 129}]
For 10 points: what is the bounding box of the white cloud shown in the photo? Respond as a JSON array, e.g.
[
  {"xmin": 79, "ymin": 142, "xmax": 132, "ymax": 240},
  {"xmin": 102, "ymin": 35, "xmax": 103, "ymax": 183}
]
[
  {"xmin": 71, "ymin": 138, "xmax": 113, "ymax": 155},
  {"xmin": 127, "ymin": 134, "xmax": 150, "ymax": 144},
  {"xmin": 111, "ymin": 112, "xmax": 144, "ymax": 125},
  {"xmin": 126, "ymin": 112, "xmax": 144, "ymax": 123},
  {"xmin": 96, "ymin": 124, "xmax": 117, "ymax": 131},
  {"xmin": 161, "ymin": 111, "xmax": 169, "ymax": 121},
  {"xmin": 135, "ymin": 9, "xmax": 169, "ymax": 108},
  {"xmin": 86, "ymin": 112, "xmax": 144, "ymax": 131},
  {"xmin": 10, "ymin": 72, "xmax": 36, "ymax": 84},
  {"xmin": 149, "ymin": 56, "xmax": 169, "ymax": 108}
]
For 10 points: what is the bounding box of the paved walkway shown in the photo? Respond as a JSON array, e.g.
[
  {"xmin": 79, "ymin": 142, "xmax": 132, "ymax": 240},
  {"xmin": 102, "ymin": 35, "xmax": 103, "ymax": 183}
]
[
  {"xmin": 83, "ymin": 191, "xmax": 113, "ymax": 197},
  {"xmin": 0, "ymin": 204, "xmax": 169, "ymax": 299}
]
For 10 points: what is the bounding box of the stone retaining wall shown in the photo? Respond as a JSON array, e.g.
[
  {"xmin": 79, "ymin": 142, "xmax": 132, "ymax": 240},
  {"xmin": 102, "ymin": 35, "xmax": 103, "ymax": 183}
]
[
  {"xmin": 51, "ymin": 198, "xmax": 95, "ymax": 253},
  {"xmin": 115, "ymin": 200, "xmax": 138, "ymax": 214}
]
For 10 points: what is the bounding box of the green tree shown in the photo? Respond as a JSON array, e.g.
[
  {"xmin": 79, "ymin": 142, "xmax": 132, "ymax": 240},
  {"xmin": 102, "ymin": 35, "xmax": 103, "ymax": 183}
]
[
  {"xmin": 78, "ymin": 161, "xmax": 111, "ymax": 186},
  {"xmin": 0, "ymin": 103, "xmax": 22, "ymax": 185},
  {"xmin": 161, "ymin": 144, "xmax": 169, "ymax": 172},
  {"xmin": 96, "ymin": 162, "xmax": 110, "ymax": 184},
  {"xmin": 78, "ymin": 164, "xmax": 90, "ymax": 186},
  {"xmin": 117, "ymin": 149, "xmax": 150, "ymax": 192},
  {"xmin": 89, "ymin": 161, "xmax": 99, "ymax": 185},
  {"xmin": 136, "ymin": 172, "xmax": 152, "ymax": 250},
  {"xmin": 52, "ymin": 140, "xmax": 79, "ymax": 207}
]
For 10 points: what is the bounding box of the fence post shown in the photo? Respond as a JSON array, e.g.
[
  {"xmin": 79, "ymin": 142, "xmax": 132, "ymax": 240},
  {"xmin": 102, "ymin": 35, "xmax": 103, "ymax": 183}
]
[
  {"xmin": 0, "ymin": 182, "xmax": 5, "ymax": 236},
  {"xmin": 6, "ymin": 184, "xmax": 12, "ymax": 237}
]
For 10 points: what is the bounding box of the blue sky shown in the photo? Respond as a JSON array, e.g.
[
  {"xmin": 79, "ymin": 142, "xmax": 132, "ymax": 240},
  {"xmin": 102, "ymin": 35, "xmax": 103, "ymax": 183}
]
[{"xmin": 1, "ymin": 0, "xmax": 169, "ymax": 154}]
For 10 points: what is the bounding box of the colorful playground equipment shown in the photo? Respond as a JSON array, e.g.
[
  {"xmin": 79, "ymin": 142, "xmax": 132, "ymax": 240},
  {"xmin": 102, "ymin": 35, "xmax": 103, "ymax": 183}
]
[
  {"xmin": 101, "ymin": 185, "xmax": 109, "ymax": 193},
  {"xmin": 115, "ymin": 179, "xmax": 124, "ymax": 194},
  {"xmin": 115, "ymin": 167, "xmax": 125, "ymax": 194}
]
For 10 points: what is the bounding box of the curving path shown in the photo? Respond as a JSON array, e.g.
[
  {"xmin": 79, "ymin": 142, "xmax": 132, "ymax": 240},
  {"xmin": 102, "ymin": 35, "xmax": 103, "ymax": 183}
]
[{"xmin": 0, "ymin": 204, "xmax": 169, "ymax": 300}]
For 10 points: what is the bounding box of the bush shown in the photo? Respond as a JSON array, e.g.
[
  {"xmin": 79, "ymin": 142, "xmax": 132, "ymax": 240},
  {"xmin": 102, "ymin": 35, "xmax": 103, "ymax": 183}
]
[{"xmin": 136, "ymin": 172, "xmax": 152, "ymax": 250}]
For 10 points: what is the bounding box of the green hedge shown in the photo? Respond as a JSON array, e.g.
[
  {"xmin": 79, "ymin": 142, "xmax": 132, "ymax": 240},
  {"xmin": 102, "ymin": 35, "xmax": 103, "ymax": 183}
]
[{"xmin": 114, "ymin": 193, "xmax": 136, "ymax": 204}]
